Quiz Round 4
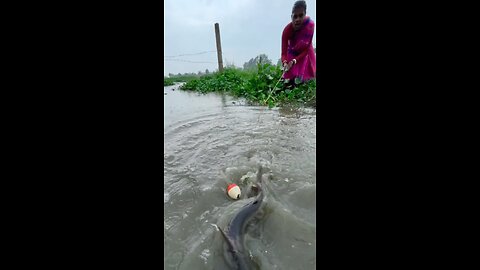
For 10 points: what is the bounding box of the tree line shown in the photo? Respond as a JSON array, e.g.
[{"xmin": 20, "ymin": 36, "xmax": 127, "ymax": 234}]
[{"xmin": 166, "ymin": 47, "xmax": 315, "ymax": 78}]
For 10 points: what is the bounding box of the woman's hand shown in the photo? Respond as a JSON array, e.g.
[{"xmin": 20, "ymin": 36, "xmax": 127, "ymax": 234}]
[{"xmin": 283, "ymin": 59, "xmax": 297, "ymax": 72}]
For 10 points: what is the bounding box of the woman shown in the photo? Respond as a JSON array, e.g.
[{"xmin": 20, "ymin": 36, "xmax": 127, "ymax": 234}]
[{"xmin": 281, "ymin": 1, "xmax": 316, "ymax": 85}]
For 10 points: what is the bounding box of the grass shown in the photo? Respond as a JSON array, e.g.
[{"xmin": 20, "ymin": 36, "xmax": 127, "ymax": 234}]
[{"xmin": 179, "ymin": 64, "xmax": 316, "ymax": 108}]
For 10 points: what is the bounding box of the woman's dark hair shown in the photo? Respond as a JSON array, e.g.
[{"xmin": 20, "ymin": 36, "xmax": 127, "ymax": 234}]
[{"xmin": 292, "ymin": 0, "xmax": 307, "ymax": 13}]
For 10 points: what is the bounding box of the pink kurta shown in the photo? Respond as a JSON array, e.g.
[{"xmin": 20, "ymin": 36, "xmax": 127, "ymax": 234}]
[{"xmin": 281, "ymin": 16, "xmax": 316, "ymax": 81}]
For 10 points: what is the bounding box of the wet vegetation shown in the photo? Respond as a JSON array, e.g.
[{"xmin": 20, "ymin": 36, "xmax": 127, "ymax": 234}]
[
  {"xmin": 164, "ymin": 74, "xmax": 201, "ymax": 86},
  {"xmin": 165, "ymin": 75, "xmax": 200, "ymax": 83},
  {"xmin": 178, "ymin": 64, "xmax": 316, "ymax": 108},
  {"xmin": 164, "ymin": 77, "xmax": 175, "ymax": 86}
]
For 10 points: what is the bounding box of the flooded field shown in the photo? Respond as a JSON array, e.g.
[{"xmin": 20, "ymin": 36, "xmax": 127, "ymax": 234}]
[{"xmin": 164, "ymin": 83, "xmax": 316, "ymax": 269}]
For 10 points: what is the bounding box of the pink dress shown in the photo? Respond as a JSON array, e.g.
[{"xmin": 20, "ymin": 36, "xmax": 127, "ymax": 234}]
[{"xmin": 281, "ymin": 16, "xmax": 316, "ymax": 82}]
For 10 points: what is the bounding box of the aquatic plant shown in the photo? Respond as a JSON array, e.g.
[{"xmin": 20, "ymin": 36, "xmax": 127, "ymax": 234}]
[
  {"xmin": 180, "ymin": 64, "xmax": 316, "ymax": 108},
  {"xmin": 164, "ymin": 78, "xmax": 175, "ymax": 86}
]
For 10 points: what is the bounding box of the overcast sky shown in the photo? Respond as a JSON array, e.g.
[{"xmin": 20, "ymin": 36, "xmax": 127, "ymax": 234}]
[{"xmin": 164, "ymin": 0, "xmax": 316, "ymax": 76}]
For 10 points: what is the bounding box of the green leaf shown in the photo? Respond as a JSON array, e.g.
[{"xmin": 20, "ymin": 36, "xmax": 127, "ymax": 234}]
[{"xmin": 268, "ymin": 99, "xmax": 275, "ymax": 108}]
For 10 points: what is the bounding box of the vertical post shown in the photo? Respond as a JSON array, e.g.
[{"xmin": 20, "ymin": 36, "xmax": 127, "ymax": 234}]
[{"xmin": 214, "ymin": 23, "xmax": 224, "ymax": 73}]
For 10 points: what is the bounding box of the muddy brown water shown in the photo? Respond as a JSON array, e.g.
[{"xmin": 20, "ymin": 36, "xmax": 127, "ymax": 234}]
[{"xmin": 164, "ymin": 83, "xmax": 316, "ymax": 269}]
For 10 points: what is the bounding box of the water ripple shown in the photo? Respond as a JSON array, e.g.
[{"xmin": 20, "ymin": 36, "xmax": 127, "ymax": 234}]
[{"xmin": 164, "ymin": 90, "xmax": 316, "ymax": 270}]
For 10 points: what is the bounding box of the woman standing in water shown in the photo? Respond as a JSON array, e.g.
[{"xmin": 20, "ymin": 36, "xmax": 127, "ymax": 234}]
[{"xmin": 281, "ymin": 0, "xmax": 316, "ymax": 85}]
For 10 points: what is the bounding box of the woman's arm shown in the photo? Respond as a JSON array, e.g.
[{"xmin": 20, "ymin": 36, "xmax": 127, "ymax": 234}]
[{"xmin": 281, "ymin": 23, "xmax": 292, "ymax": 63}]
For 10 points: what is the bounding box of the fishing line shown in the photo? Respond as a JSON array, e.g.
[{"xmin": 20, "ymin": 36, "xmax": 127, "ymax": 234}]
[
  {"xmin": 255, "ymin": 69, "xmax": 286, "ymax": 128},
  {"xmin": 265, "ymin": 70, "xmax": 286, "ymax": 104}
]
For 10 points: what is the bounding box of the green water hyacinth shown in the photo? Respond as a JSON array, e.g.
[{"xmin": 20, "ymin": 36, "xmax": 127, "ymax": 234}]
[
  {"xmin": 164, "ymin": 78, "xmax": 175, "ymax": 86},
  {"xmin": 180, "ymin": 64, "xmax": 316, "ymax": 108}
]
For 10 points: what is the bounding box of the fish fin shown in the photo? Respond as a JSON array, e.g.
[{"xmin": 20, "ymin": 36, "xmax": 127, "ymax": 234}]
[{"xmin": 214, "ymin": 224, "xmax": 237, "ymax": 252}]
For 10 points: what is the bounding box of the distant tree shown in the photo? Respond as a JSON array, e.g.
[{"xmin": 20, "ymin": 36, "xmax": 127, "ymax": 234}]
[
  {"xmin": 224, "ymin": 58, "xmax": 238, "ymax": 69},
  {"xmin": 257, "ymin": 54, "xmax": 271, "ymax": 65},
  {"xmin": 243, "ymin": 54, "xmax": 272, "ymax": 71},
  {"xmin": 168, "ymin": 73, "xmax": 174, "ymax": 77},
  {"xmin": 243, "ymin": 58, "xmax": 255, "ymax": 70},
  {"xmin": 205, "ymin": 69, "xmax": 209, "ymax": 74},
  {"xmin": 177, "ymin": 73, "xmax": 181, "ymax": 76},
  {"xmin": 277, "ymin": 58, "xmax": 282, "ymax": 67}
]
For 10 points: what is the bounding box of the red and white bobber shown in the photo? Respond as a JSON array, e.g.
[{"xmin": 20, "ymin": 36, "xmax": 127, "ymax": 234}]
[{"xmin": 226, "ymin": 183, "xmax": 241, "ymax": 200}]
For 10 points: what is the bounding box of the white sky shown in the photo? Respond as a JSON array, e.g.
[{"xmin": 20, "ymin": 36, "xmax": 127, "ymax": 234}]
[{"xmin": 164, "ymin": 0, "xmax": 316, "ymax": 76}]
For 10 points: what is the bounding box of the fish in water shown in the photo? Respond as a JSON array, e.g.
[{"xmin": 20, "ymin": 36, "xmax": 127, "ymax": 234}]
[{"xmin": 214, "ymin": 166, "xmax": 265, "ymax": 270}]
